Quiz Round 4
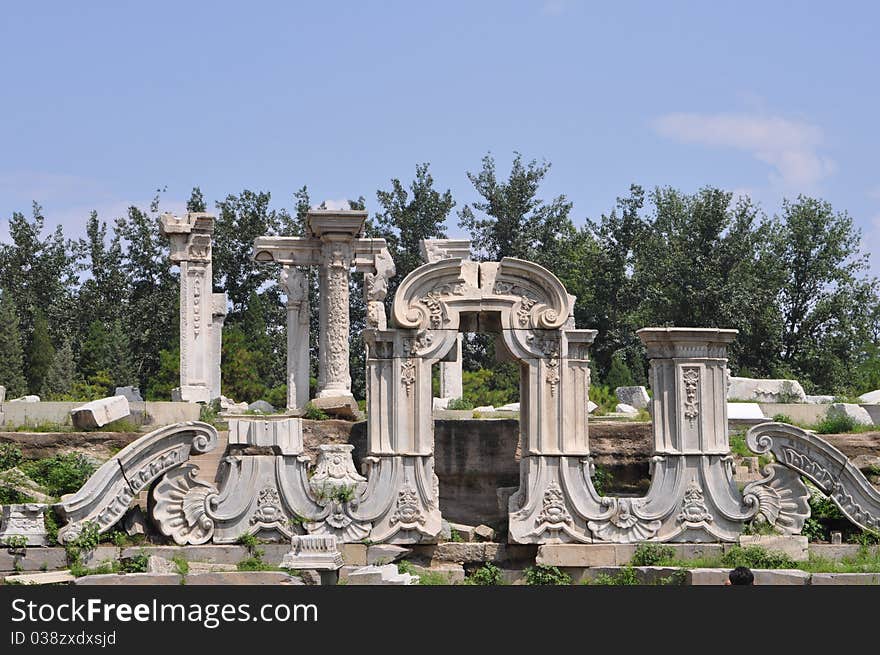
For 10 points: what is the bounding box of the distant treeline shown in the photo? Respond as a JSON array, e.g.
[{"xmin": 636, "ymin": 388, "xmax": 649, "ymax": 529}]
[{"xmin": 0, "ymin": 154, "xmax": 877, "ymax": 404}]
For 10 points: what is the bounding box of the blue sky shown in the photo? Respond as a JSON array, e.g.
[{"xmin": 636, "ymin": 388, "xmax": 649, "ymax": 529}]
[{"xmin": 2, "ymin": 1, "xmax": 878, "ymax": 272}]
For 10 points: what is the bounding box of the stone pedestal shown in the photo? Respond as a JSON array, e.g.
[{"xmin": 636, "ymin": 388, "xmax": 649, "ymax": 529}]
[{"xmin": 160, "ymin": 212, "xmax": 224, "ymax": 404}]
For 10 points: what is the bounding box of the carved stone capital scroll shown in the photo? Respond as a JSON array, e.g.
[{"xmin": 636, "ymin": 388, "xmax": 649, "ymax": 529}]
[{"xmin": 55, "ymin": 421, "xmax": 218, "ymax": 543}]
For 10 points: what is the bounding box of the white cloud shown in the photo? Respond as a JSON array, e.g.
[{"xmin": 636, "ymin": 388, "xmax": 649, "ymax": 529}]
[{"xmin": 652, "ymin": 112, "xmax": 836, "ymax": 190}]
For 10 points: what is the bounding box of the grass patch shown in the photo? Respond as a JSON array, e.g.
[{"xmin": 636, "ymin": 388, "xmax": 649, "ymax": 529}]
[{"xmin": 524, "ymin": 564, "xmax": 571, "ymax": 585}]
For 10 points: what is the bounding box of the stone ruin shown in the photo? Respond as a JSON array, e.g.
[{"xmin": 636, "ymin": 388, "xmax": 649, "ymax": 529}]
[{"xmin": 6, "ymin": 209, "xmax": 879, "ymax": 548}]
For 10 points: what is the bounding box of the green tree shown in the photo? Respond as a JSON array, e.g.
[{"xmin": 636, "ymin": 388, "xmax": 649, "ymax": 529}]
[
  {"xmin": 146, "ymin": 346, "xmax": 179, "ymax": 400},
  {"xmin": 0, "ymin": 290, "xmax": 27, "ymax": 397},
  {"xmin": 631, "ymin": 187, "xmax": 783, "ymax": 377},
  {"xmin": 41, "ymin": 337, "xmax": 76, "ymax": 399},
  {"xmin": 0, "ymin": 203, "xmax": 78, "ymax": 351},
  {"xmin": 187, "ymin": 186, "xmax": 207, "ymax": 213},
  {"xmin": 374, "ymin": 163, "xmax": 454, "ymax": 301},
  {"xmin": 457, "ymin": 152, "xmax": 575, "ymax": 268},
  {"xmin": 26, "ymin": 308, "xmax": 55, "ymax": 394},
  {"xmin": 115, "ymin": 201, "xmax": 179, "ymax": 391},
  {"xmin": 604, "ymin": 351, "xmax": 635, "ymax": 389},
  {"xmin": 79, "ymin": 320, "xmax": 112, "ymax": 381},
  {"xmin": 221, "ymin": 326, "xmax": 266, "ymax": 403},
  {"xmin": 772, "ymin": 196, "xmax": 879, "ymax": 392}
]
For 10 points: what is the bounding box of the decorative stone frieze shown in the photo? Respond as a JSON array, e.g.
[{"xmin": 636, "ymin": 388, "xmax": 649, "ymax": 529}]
[
  {"xmin": 0, "ymin": 504, "xmax": 48, "ymax": 546},
  {"xmin": 280, "ymin": 534, "xmax": 343, "ymax": 571}
]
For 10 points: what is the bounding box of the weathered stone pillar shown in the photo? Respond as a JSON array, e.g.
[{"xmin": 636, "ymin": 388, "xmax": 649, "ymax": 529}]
[
  {"xmin": 440, "ymin": 334, "xmax": 464, "ymax": 400},
  {"xmin": 209, "ymin": 292, "xmax": 227, "ymax": 401},
  {"xmin": 160, "ymin": 212, "xmax": 222, "ymax": 404},
  {"xmin": 280, "ymin": 266, "xmax": 310, "ymax": 411},
  {"xmin": 308, "ymin": 211, "xmax": 367, "ymax": 412}
]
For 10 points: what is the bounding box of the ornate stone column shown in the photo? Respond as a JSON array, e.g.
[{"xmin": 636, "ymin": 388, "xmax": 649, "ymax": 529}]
[
  {"xmin": 280, "ymin": 266, "xmax": 310, "ymax": 411},
  {"xmin": 160, "ymin": 212, "xmax": 223, "ymax": 404},
  {"xmin": 308, "ymin": 211, "xmax": 367, "ymax": 412}
]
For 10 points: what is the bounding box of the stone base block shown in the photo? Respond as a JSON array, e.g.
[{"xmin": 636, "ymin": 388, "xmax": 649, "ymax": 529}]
[
  {"xmin": 340, "ymin": 543, "xmax": 367, "ymax": 566},
  {"xmin": 738, "ymin": 535, "xmax": 809, "ymax": 561},
  {"xmin": 5, "ymin": 570, "xmax": 75, "ymax": 585},
  {"xmin": 311, "ymin": 395, "xmax": 360, "ymax": 420},
  {"xmin": 810, "ymin": 573, "xmax": 880, "ymax": 585},
  {"xmin": 345, "ymin": 563, "xmax": 418, "ymax": 585},
  {"xmin": 688, "ymin": 567, "xmax": 810, "ymax": 585},
  {"xmin": 172, "ymin": 386, "xmax": 211, "ymax": 403}
]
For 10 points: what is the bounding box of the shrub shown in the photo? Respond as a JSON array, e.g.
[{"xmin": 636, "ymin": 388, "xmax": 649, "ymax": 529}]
[
  {"xmin": 589, "ymin": 566, "xmax": 639, "ymax": 586},
  {"xmin": 630, "ymin": 543, "xmax": 675, "ymax": 567},
  {"xmin": 120, "ymin": 551, "xmax": 149, "ymax": 573},
  {"xmin": 466, "ymin": 563, "xmax": 504, "ymax": 585},
  {"xmin": 772, "ymin": 413, "xmax": 793, "ymax": 424},
  {"xmin": 729, "ymin": 432, "xmax": 751, "ymax": 457},
  {"xmin": 264, "ymin": 384, "xmax": 288, "ymax": 411},
  {"xmin": 814, "ymin": 413, "xmax": 859, "ymax": 435},
  {"xmin": 588, "ymin": 384, "xmax": 617, "ymax": 415},
  {"xmin": 446, "ymin": 397, "xmax": 474, "ymax": 410},
  {"xmin": 0, "ymin": 443, "xmax": 23, "ymax": 471},
  {"xmin": 20, "ymin": 453, "xmax": 96, "ymax": 497},
  {"xmin": 721, "ymin": 545, "xmax": 796, "ymax": 569},
  {"xmin": 524, "ymin": 565, "xmax": 571, "ymax": 586},
  {"xmin": 592, "ymin": 465, "xmax": 613, "ymax": 496},
  {"xmin": 303, "ymin": 402, "xmax": 329, "ymax": 421}
]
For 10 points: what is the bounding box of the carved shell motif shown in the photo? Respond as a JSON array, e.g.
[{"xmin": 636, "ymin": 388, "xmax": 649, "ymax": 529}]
[
  {"xmin": 152, "ymin": 465, "xmax": 218, "ymax": 546},
  {"xmin": 742, "ymin": 464, "xmax": 810, "ymax": 535}
]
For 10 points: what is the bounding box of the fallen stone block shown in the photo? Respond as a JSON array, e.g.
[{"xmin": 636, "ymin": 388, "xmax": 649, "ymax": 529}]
[
  {"xmin": 827, "ymin": 403, "xmax": 873, "ymax": 426},
  {"xmin": 9, "ymin": 395, "xmax": 40, "ymax": 403},
  {"xmin": 247, "ymin": 400, "xmax": 276, "ymax": 414},
  {"xmin": 473, "ymin": 525, "xmax": 496, "ymax": 542},
  {"xmin": 345, "ymin": 563, "xmax": 418, "ymax": 585},
  {"xmin": 0, "ymin": 385, "xmax": 5, "ymax": 402},
  {"xmin": 738, "ymin": 535, "xmax": 809, "ymax": 561},
  {"xmin": 5, "ymin": 570, "xmax": 74, "ymax": 585},
  {"xmin": 587, "ymin": 400, "xmax": 598, "ymax": 413},
  {"xmin": 616, "ymin": 386, "xmax": 650, "ymax": 409},
  {"xmin": 727, "ymin": 377, "xmax": 806, "ymax": 403},
  {"xmin": 367, "ymin": 544, "xmax": 410, "ymax": 565},
  {"xmin": 496, "ymin": 402, "xmax": 520, "ymax": 412},
  {"xmin": 615, "ymin": 403, "xmax": 639, "ymax": 415},
  {"xmin": 859, "ymin": 389, "xmax": 880, "ymax": 404},
  {"xmin": 114, "ymin": 386, "xmax": 143, "ymax": 402},
  {"xmin": 70, "ymin": 395, "xmax": 130, "ymax": 429},
  {"xmin": 805, "ymin": 395, "xmax": 834, "ymax": 404},
  {"xmin": 447, "ymin": 522, "xmax": 476, "ymax": 542}
]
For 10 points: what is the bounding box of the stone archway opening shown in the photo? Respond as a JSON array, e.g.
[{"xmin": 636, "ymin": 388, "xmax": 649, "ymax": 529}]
[{"xmin": 431, "ymin": 313, "xmax": 524, "ymax": 534}]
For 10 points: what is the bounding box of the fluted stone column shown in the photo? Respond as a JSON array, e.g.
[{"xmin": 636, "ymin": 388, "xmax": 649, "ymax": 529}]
[
  {"xmin": 280, "ymin": 266, "xmax": 310, "ymax": 411},
  {"xmin": 160, "ymin": 212, "xmax": 224, "ymax": 404}
]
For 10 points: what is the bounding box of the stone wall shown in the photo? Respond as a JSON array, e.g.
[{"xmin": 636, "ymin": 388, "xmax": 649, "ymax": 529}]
[{"xmin": 0, "ymin": 401, "xmax": 200, "ymax": 429}]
